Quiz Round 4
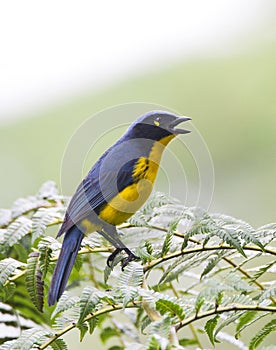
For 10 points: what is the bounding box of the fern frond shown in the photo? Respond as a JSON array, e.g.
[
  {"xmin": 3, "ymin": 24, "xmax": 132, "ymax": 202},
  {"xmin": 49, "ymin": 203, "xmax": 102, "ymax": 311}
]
[
  {"xmin": 249, "ymin": 319, "xmax": 276, "ymax": 350},
  {"xmin": 87, "ymin": 317, "xmax": 98, "ymax": 335},
  {"xmin": 119, "ymin": 262, "xmax": 143, "ymax": 307},
  {"xmin": 257, "ymin": 282, "xmax": 276, "ymax": 302},
  {"xmin": 0, "ymin": 209, "xmax": 12, "ymax": 227},
  {"xmin": 200, "ymin": 250, "xmax": 228, "ymax": 279},
  {"xmin": 11, "ymin": 196, "xmax": 48, "ymax": 218},
  {"xmin": 255, "ymin": 223, "xmax": 276, "ymax": 245},
  {"xmin": 4, "ymin": 216, "xmax": 32, "ymax": 247},
  {"xmin": 0, "ymin": 258, "xmax": 24, "ymax": 287},
  {"xmin": 32, "ymin": 207, "xmax": 63, "ymax": 242},
  {"xmin": 0, "ymin": 328, "xmax": 49, "ymax": 350},
  {"xmin": 53, "ymin": 316, "xmax": 74, "ymax": 331},
  {"xmin": 159, "ymin": 250, "xmax": 216, "ymax": 285},
  {"xmin": 37, "ymin": 181, "xmax": 59, "ymax": 200},
  {"xmin": 52, "ymin": 292, "xmax": 80, "ymax": 319},
  {"xmin": 212, "ymin": 227, "xmax": 246, "ymax": 257},
  {"xmin": 38, "ymin": 236, "xmax": 57, "ymax": 278},
  {"xmin": 78, "ymin": 287, "xmax": 100, "ymax": 324},
  {"xmin": 214, "ymin": 311, "xmax": 249, "ymax": 339},
  {"xmin": 26, "ymin": 252, "xmax": 44, "ymax": 312},
  {"xmin": 250, "ymin": 261, "xmax": 275, "ymax": 283},
  {"xmin": 161, "ymin": 230, "xmax": 173, "ymax": 257},
  {"xmin": 0, "ymin": 281, "xmax": 16, "ymax": 301}
]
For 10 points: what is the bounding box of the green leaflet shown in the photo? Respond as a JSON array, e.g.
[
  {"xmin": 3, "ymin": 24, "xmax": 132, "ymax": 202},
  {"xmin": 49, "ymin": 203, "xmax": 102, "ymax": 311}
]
[
  {"xmin": 236, "ymin": 311, "xmax": 258, "ymax": 337},
  {"xmin": 156, "ymin": 299, "xmax": 185, "ymax": 320},
  {"xmin": 50, "ymin": 338, "xmax": 68, "ymax": 350},
  {"xmin": 100, "ymin": 327, "xmax": 119, "ymax": 344},
  {"xmin": 204, "ymin": 315, "xmax": 220, "ymax": 345},
  {"xmin": 161, "ymin": 230, "xmax": 173, "ymax": 257},
  {"xmin": 77, "ymin": 322, "xmax": 89, "ymax": 342}
]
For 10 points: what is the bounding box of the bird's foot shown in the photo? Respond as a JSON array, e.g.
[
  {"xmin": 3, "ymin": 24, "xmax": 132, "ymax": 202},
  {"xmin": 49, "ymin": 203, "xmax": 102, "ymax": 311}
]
[{"xmin": 107, "ymin": 247, "xmax": 139, "ymax": 269}]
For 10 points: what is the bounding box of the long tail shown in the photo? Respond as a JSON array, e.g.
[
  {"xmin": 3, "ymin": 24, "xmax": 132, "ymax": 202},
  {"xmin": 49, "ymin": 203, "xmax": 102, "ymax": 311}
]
[{"xmin": 48, "ymin": 226, "xmax": 84, "ymax": 306}]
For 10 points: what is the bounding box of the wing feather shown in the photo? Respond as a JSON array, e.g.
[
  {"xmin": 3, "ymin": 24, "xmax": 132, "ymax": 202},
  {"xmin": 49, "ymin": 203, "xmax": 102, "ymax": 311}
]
[{"xmin": 57, "ymin": 158, "xmax": 137, "ymax": 236}]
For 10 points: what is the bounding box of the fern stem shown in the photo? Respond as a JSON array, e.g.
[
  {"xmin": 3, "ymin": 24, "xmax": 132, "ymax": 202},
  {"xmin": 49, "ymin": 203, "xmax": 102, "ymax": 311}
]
[
  {"xmin": 38, "ymin": 301, "xmax": 142, "ymax": 350},
  {"xmin": 175, "ymin": 304, "xmax": 276, "ymax": 331},
  {"xmin": 3, "ymin": 269, "xmax": 26, "ymax": 286},
  {"xmin": 143, "ymin": 245, "xmax": 276, "ymax": 272}
]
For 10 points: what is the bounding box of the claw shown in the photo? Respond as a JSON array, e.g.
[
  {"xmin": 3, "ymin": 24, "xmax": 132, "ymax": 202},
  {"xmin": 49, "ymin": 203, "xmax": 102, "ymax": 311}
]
[
  {"xmin": 107, "ymin": 248, "xmax": 122, "ymax": 267},
  {"xmin": 106, "ymin": 247, "xmax": 139, "ymax": 269},
  {"xmin": 121, "ymin": 251, "xmax": 139, "ymax": 270}
]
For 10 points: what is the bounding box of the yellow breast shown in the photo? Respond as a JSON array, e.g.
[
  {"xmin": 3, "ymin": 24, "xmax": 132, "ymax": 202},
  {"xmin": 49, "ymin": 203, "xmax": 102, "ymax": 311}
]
[{"xmin": 99, "ymin": 134, "xmax": 175, "ymax": 226}]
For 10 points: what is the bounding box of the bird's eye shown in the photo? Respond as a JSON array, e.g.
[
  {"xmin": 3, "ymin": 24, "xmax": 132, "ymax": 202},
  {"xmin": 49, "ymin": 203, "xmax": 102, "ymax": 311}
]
[{"xmin": 154, "ymin": 117, "xmax": 160, "ymax": 126}]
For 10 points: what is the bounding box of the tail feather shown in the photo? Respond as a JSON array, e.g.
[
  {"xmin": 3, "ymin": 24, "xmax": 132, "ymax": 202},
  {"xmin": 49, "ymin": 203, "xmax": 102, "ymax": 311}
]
[{"xmin": 48, "ymin": 226, "xmax": 84, "ymax": 306}]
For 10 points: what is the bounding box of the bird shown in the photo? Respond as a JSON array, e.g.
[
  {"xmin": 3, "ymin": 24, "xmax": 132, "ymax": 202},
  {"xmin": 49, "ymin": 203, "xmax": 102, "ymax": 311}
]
[{"xmin": 48, "ymin": 110, "xmax": 191, "ymax": 305}]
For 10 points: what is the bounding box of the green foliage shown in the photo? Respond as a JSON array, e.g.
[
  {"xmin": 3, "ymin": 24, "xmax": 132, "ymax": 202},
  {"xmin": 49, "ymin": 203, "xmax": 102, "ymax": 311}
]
[
  {"xmin": 249, "ymin": 319, "xmax": 276, "ymax": 350},
  {"xmin": 3, "ymin": 217, "xmax": 32, "ymax": 249},
  {"xmin": 119, "ymin": 262, "xmax": 144, "ymax": 307},
  {"xmin": 0, "ymin": 258, "xmax": 24, "ymax": 288},
  {"xmin": 0, "ymin": 329, "xmax": 49, "ymax": 350},
  {"xmin": 0, "ymin": 185, "xmax": 275, "ymax": 349},
  {"xmin": 26, "ymin": 251, "xmax": 44, "ymax": 312},
  {"xmin": 50, "ymin": 338, "xmax": 68, "ymax": 350},
  {"xmin": 205, "ymin": 315, "xmax": 220, "ymax": 345},
  {"xmin": 78, "ymin": 287, "xmax": 100, "ymax": 324},
  {"xmin": 156, "ymin": 299, "xmax": 185, "ymax": 321},
  {"xmin": 51, "ymin": 291, "xmax": 79, "ymax": 319}
]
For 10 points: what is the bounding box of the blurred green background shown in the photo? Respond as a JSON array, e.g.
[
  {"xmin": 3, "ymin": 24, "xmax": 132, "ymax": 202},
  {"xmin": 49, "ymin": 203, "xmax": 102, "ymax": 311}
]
[{"xmin": 1, "ymin": 42, "xmax": 275, "ymax": 227}]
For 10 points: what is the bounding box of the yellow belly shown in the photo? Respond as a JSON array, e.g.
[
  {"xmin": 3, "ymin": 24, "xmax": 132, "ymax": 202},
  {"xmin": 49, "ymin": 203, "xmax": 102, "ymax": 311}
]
[{"xmin": 99, "ymin": 180, "xmax": 153, "ymax": 225}]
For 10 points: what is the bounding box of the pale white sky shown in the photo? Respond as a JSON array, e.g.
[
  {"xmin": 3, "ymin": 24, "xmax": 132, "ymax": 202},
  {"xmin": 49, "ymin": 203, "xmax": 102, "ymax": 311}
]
[{"xmin": 0, "ymin": 0, "xmax": 270, "ymax": 122}]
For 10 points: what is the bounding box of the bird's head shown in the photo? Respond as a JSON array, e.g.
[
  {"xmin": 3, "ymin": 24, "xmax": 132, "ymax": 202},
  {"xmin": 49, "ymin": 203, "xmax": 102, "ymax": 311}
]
[{"xmin": 126, "ymin": 110, "xmax": 191, "ymax": 141}]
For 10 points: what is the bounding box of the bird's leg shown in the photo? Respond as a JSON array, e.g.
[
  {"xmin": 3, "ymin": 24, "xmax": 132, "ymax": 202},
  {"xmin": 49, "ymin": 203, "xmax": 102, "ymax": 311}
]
[{"xmin": 97, "ymin": 226, "xmax": 139, "ymax": 269}]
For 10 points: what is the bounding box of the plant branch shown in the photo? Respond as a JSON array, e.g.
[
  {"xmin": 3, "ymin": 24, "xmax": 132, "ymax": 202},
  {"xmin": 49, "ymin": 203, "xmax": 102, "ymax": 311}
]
[
  {"xmin": 175, "ymin": 304, "xmax": 276, "ymax": 331},
  {"xmin": 143, "ymin": 245, "xmax": 276, "ymax": 273},
  {"xmin": 38, "ymin": 301, "xmax": 141, "ymax": 350}
]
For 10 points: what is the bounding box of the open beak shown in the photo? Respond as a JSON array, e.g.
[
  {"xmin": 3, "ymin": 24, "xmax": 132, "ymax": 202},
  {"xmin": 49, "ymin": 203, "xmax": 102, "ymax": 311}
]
[{"xmin": 168, "ymin": 116, "xmax": 192, "ymax": 134}]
